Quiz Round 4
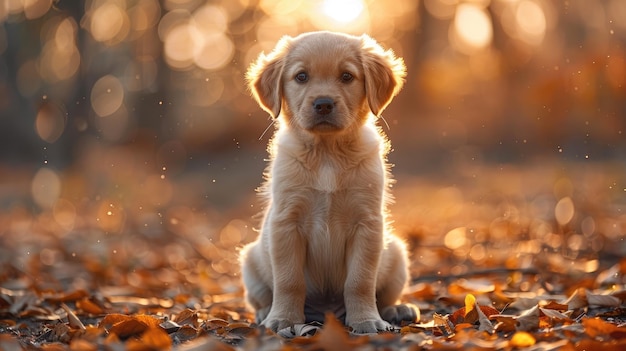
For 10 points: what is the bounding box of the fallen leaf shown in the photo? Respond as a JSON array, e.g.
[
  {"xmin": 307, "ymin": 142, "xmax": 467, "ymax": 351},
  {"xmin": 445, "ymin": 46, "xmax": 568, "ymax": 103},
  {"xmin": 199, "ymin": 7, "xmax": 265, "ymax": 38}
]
[
  {"xmin": 100, "ymin": 314, "xmax": 131, "ymax": 329},
  {"xmin": 61, "ymin": 303, "xmax": 86, "ymax": 330},
  {"xmin": 406, "ymin": 283, "xmax": 438, "ymax": 301},
  {"xmin": 174, "ymin": 308, "xmax": 198, "ymax": 326},
  {"xmin": 582, "ymin": 317, "xmax": 622, "ymax": 339},
  {"xmin": 68, "ymin": 338, "xmax": 97, "ymax": 351},
  {"xmin": 562, "ymin": 288, "xmax": 587, "ymax": 310},
  {"xmin": 448, "ymin": 279, "xmax": 496, "ymax": 295},
  {"xmin": 308, "ymin": 313, "xmax": 361, "ymax": 351},
  {"xmin": 510, "ymin": 331, "xmax": 536, "ymax": 348},
  {"xmin": 45, "ymin": 290, "xmax": 89, "ymax": 304},
  {"xmin": 109, "ymin": 318, "xmax": 150, "ymax": 339},
  {"xmin": 539, "ymin": 307, "xmax": 570, "ymax": 321},
  {"xmin": 575, "ymin": 338, "xmax": 626, "ymax": 351},
  {"xmin": 492, "ymin": 315, "xmax": 518, "ymax": 333},
  {"xmin": 586, "ymin": 290, "xmax": 621, "ymax": 307},
  {"xmin": 170, "ymin": 325, "xmax": 198, "ymax": 343},
  {"xmin": 137, "ymin": 327, "xmax": 171, "ymax": 350},
  {"xmin": 449, "ymin": 294, "xmax": 499, "ymax": 326},
  {"xmin": 41, "ymin": 343, "xmax": 67, "ymax": 351},
  {"xmin": 76, "ymin": 298, "xmax": 105, "ymax": 315},
  {"xmin": 433, "ymin": 313, "xmax": 455, "ymax": 337},
  {"xmin": 541, "ymin": 301, "xmax": 569, "ymax": 311},
  {"xmin": 175, "ymin": 336, "xmax": 235, "ymax": 351},
  {"xmin": 454, "ymin": 322, "xmax": 474, "ymax": 331},
  {"xmin": 227, "ymin": 323, "xmax": 256, "ymax": 337},
  {"xmin": 134, "ymin": 314, "xmax": 162, "ymax": 329},
  {"xmin": 0, "ymin": 334, "xmax": 24, "ymax": 351},
  {"xmin": 475, "ymin": 300, "xmax": 494, "ymax": 333}
]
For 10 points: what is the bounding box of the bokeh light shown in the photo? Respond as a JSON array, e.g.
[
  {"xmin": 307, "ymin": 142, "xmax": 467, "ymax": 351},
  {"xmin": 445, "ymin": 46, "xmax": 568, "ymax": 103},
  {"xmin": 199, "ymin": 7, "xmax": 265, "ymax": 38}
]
[
  {"xmin": 31, "ymin": 167, "xmax": 61, "ymax": 209},
  {"xmin": 39, "ymin": 16, "xmax": 80, "ymax": 83},
  {"xmin": 91, "ymin": 75, "xmax": 125, "ymax": 117},
  {"xmin": 87, "ymin": 1, "xmax": 130, "ymax": 45},
  {"xmin": 451, "ymin": 3, "xmax": 493, "ymax": 54},
  {"xmin": 35, "ymin": 100, "xmax": 66, "ymax": 143},
  {"xmin": 555, "ymin": 197, "xmax": 575, "ymax": 226},
  {"xmin": 53, "ymin": 198, "xmax": 77, "ymax": 232},
  {"xmin": 515, "ymin": 0, "xmax": 546, "ymax": 44}
]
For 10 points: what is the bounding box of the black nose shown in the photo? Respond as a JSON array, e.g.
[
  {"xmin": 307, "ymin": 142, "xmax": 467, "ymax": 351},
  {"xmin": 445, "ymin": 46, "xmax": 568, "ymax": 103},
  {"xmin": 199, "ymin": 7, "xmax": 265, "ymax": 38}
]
[{"xmin": 313, "ymin": 97, "xmax": 334, "ymax": 115}]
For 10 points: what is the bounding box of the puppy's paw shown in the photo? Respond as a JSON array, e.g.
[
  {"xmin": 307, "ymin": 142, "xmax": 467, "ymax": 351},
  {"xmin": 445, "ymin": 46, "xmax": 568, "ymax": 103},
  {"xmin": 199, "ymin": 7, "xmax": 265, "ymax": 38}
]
[
  {"xmin": 262, "ymin": 317, "xmax": 296, "ymax": 332},
  {"xmin": 255, "ymin": 306, "xmax": 270, "ymax": 324},
  {"xmin": 349, "ymin": 318, "xmax": 392, "ymax": 334},
  {"xmin": 381, "ymin": 303, "xmax": 420, "ymax": 325}
]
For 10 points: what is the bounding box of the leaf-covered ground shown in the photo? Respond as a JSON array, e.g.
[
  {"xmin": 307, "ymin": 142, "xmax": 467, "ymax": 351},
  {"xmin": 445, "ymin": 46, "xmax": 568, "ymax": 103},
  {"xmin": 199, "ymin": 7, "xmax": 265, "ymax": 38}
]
[{"xmin": 1, "ymin": 158, "xmax": 625, "ymax": 350}]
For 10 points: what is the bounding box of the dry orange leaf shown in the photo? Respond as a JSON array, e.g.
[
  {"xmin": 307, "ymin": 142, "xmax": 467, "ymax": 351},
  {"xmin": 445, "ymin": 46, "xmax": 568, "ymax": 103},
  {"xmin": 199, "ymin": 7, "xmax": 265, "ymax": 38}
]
[
  {"xmin": 102, "ymin": 314, "xmax": 162, "ymax": 338},
  {"xmin": 76, "ymin": 298, "xmax": 104, "ymax": 315},
  {"xmin": 41, "ymin": 343, "xmax": 67, "ymax": 351},
  {"xmin": 99, "ymin": 314, "xmax": 132, "ymax": 329},
  {"xmin": 0, "ymin": 334, "xmax": 23, "ymax": 351},
  {"xmin": 109, "ymin": 318, "xmax": 150, "ymax": 339},
  {"xmin": 406, "ymin": 283, "xmax": 437, "ymax": 301},
  {"xmin": 174, "ymin": 308, "xmax": 198, "ymax": 326},
  {"xmin": 202, "ymin": 318, "xmax": 229, "ymax": 331},
  {"xmin": 45, "ymin": 290, "xmax": 89, "ymax": 303},
  {"xmin": 510, "ymin": 331, "xmax": 536, "ymax": 348},
  {"xmin": 576, "ymin": 338, "xmax": 626, "ymax": 351},
  {"xmin": 68, "ymin": 338, "xmax": 97, "ymax": 351},
  {"xmin": 581, "ymin": 317, "xmax": 626, "ymax": 339},
  {"xmin": 138, "ymin": 327, "xmax": 172, "ymax": 350},
  {"xmin": 171, "ymin": 325, "xmax": 198, "ymax": 342},
  {"xmin": 454, "ymin": 322, "xmax": 474, "ymax": 331},
  {"xmin": 308, "ymin": 313, "xmax": 361, "ymax": 351},
  {"xmin": 492, "ymin": 315, "xmax": 517, "ymax": 333},
  {"xmin": 541, "ymin": 301, "xmax": 569, "ymax": 311},
  {"xmin": 134, "ymin": 314, "xmax": 162, "ymax": 329},
  {"xmin": 449, "ymin": 294, "xmax": 499, "ymax": 326}
]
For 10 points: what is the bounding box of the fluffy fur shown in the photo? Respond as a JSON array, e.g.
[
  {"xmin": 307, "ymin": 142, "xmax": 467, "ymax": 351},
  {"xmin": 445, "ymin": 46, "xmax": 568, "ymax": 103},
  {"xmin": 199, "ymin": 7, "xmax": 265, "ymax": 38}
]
[{"xmin": 240, "ymin": 31, "xmax": 417, "ymax": 334}]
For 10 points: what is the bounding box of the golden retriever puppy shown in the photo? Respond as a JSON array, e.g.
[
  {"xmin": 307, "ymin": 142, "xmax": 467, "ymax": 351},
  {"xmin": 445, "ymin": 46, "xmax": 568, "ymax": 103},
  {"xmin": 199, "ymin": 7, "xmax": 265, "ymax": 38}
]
[{"xmin": 240, "ymin": 31, "xmax": 417, "ymax": 334}]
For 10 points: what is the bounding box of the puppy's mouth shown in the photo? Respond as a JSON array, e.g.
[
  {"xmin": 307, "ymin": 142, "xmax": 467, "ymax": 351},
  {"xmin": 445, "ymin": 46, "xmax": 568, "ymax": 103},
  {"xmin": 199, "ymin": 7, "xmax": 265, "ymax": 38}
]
[{"xmin": 308, "ymin": 117, "xmax": 342, "ymax": 132}]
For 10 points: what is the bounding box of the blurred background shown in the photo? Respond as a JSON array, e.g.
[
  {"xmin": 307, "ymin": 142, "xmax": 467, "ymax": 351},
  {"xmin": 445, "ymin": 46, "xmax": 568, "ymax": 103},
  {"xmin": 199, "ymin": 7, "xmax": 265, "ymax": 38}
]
[{"xmin": 0, "ymin": 0, "xmax": 625, "ymax": 294}]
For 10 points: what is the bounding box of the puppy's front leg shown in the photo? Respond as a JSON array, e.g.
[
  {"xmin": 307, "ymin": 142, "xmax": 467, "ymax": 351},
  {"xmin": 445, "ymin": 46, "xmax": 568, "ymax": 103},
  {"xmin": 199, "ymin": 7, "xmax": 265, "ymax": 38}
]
[
  {"xmin": 344, "ymin": 220, "xmax": 392, "ymax": 333},
  {"xmin": 262, "ymin": 220, "xmax": 306, "ymax": 331}
]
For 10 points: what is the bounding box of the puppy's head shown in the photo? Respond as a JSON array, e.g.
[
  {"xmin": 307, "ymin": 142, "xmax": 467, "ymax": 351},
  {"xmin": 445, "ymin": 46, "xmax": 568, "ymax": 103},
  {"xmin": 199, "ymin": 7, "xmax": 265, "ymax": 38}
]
[{"xmin": 246, "ymin": 32, "xmax": 406, "ymax": 134}]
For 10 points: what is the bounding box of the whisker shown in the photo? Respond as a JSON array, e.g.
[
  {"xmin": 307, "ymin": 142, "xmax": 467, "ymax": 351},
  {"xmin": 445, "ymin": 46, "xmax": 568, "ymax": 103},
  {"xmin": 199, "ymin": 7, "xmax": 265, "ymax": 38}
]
[
  {"xmin": 380, "ymin": 115, "xmax": 391, "ymax": 131},
  {"xmin": 258, "ymin": 119, "xmax": 276, "ymax": 140}
]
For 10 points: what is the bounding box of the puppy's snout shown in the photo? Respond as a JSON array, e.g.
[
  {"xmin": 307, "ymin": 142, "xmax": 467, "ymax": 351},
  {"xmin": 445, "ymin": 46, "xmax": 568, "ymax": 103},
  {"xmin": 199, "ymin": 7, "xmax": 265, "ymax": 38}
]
[{"xmin": 313, "ymin": 97, "xmax": 335, "ymax": 116}]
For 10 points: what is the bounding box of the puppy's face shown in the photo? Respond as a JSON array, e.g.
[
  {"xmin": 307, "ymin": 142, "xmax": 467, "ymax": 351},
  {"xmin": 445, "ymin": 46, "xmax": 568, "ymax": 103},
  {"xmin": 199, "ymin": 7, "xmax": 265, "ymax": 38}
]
[
  {"xmin": 247, "ymin": 32, "xmax": 406, "ymax": 135},
  {"xmin": 281, "ymin": 35, "xmax": 368, "ymax": 133}
]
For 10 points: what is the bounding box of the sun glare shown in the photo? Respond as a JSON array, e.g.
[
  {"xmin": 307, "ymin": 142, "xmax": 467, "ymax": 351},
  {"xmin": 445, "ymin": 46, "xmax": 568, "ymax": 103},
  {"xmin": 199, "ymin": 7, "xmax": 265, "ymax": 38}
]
[{"xmin": 322, "ymin": 0, "xmax": 364, "ymax": 23}]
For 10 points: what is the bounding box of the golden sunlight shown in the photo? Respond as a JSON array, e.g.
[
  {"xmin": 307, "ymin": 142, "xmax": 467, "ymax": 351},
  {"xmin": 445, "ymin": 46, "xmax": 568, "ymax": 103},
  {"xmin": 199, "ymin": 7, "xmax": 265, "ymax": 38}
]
[{"xmin": 322, "ymin": 0, "xmax": 364, "ymax": 23}]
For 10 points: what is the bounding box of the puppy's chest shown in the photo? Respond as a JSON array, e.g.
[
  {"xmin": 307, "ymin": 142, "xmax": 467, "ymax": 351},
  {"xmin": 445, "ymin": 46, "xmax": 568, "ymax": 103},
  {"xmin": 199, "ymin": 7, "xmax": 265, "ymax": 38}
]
[{"xmin": 313, "ymin": 161, "xmax": 339, "ymax": 192}]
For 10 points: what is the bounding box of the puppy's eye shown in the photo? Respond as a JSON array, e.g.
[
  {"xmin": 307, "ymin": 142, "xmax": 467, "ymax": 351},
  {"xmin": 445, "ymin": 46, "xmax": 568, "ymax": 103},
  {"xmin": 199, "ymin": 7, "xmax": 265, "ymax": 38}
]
[
  {"xmin": 341, "ymin": 72, "xmax": 354, "ymax": 83},
  {"xmin": 295, "ymin": 72, "xmax": 308, "ymax": 83}
]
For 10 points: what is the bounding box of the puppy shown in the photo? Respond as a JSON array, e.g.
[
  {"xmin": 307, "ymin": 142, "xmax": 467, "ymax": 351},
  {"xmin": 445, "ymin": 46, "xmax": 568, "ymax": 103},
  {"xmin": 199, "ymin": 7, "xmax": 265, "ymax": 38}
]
[{"xmin": 240, "ymin": 31, "xmax": 417, "ymax": 334}]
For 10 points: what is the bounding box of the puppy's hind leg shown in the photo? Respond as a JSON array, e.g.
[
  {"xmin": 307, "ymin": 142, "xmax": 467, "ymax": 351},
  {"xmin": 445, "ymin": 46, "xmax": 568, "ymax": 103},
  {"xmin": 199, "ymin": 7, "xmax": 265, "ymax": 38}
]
[
  {"xmin": 377, "ymin": 238, "xmax": 420, "ymax": 324},
  {"xmin": 240, "ymin": 243, "xmax": 273, "ymax": 323}
]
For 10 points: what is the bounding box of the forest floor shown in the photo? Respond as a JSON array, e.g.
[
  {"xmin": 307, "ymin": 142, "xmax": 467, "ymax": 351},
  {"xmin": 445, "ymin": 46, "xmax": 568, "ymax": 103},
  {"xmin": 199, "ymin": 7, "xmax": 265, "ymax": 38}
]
[{"xmin": 1, "ymin": 157, "xmax": 625, "ymax": 350}]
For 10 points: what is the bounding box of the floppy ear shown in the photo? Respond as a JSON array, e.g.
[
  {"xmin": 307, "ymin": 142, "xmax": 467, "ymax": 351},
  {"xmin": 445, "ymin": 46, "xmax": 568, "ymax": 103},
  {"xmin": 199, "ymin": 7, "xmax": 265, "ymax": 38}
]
[
  {"xmin": 246, "ymin": 36, "xmax": 291, "ymax": 118},
  {"xmin": 361, "ymin": 35, "xmax": 406, "ymax": 116}
]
